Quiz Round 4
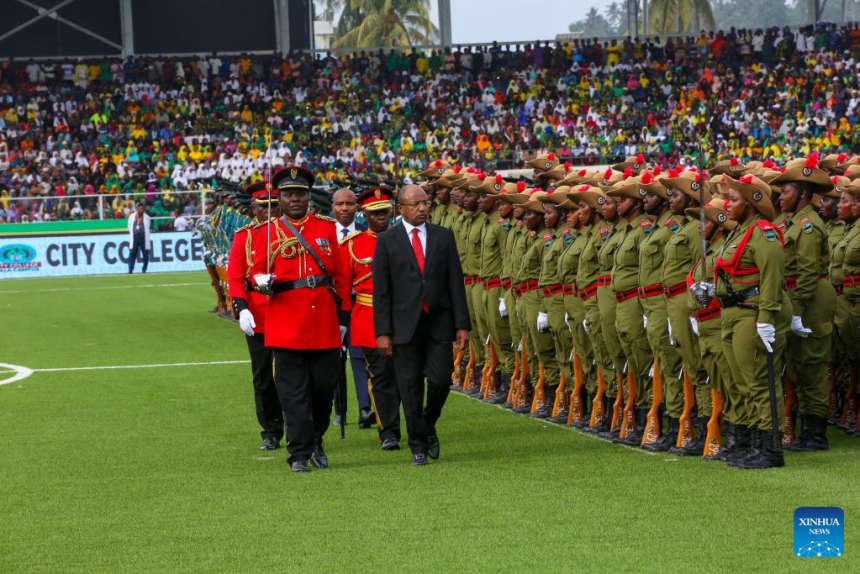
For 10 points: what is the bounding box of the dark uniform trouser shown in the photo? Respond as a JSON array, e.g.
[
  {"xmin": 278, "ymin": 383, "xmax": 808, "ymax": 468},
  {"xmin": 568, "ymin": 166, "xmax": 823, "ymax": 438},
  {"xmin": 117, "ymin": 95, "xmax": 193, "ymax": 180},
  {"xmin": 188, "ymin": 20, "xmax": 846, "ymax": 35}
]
[
  {"xmin": 245, "ymin": 333, "xmax": 284, "ymax": 440},
  {"xmin": 334, "ymin": 344, "xmax": 372, "ymax": 412},
  {"xmin": 392, "ymin": 314, "xmax": 453, "ymax": 455},
  {"xmin": 128, "ymin": 236, "xmax": 149, "ymax": 273},
  {"xmin": 563, "ymin": 293, "xmax": 594, "ymax": 393},
  {"xmin": 272, "ymin": 347, "xmax": 339, "ymax": 463},
  {"xmin": 615, "ymin": 296, "xmax": 652, "ymax": 409},
  {"xmin": 720, "ymin": 306, "xmax": 788, "ymax": 432},
  {"xmin": 363, "ymin": 346, "xmax": 401, "ymax": 442}
]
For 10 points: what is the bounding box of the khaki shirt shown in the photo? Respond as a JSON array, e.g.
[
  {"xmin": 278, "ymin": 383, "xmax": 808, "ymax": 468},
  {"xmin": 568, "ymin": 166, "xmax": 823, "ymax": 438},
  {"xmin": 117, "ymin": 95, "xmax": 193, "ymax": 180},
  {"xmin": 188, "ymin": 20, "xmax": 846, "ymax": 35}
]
[
  {"xmin": 465, "ymin": 211, "xmax": 489, "ymax": 276},
  {"xmin": 612, "ymin": 212, "xmax": 652, "ymax": 293},
  {"xmin": 783, "ymin": 204, "xmax": 829, "ymax": 316},
  {"xmin": 662, "ymin": 216, "xmax": 698, "ymax": 289}
]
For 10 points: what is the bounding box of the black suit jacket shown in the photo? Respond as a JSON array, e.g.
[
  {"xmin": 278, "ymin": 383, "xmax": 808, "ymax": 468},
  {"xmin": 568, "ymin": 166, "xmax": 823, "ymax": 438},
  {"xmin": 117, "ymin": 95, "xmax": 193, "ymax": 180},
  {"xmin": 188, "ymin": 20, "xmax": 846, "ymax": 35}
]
[{"xmin": 373, "ymin": 222, "xmax": 471, "ymax": 345}]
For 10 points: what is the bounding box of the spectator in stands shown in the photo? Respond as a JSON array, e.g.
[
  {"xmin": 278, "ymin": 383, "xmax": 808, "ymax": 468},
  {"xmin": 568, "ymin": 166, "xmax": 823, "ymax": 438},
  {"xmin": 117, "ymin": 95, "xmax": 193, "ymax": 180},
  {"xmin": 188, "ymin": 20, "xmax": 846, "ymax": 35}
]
[{"xmin": 173, "ymin": 209, "xmax": 189, "ymax": 231}]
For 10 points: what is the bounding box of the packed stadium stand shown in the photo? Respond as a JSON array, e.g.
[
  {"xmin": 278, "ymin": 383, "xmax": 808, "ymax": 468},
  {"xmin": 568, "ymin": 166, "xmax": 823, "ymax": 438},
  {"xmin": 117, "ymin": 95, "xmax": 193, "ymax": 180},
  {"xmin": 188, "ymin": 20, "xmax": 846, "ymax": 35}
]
[{"xmin": 2, "ymin": 21, "xmax": 860, "ymax": 225}]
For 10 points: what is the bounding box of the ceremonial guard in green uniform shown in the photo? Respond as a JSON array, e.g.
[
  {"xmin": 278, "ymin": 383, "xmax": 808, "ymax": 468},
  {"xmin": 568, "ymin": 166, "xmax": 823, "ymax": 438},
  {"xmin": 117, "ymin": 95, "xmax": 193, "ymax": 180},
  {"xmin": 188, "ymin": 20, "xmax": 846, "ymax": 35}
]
[
  {"xmin": 772, "ymin": 157, "xmax": 837, "ymax": 450},
  {"xmin": 716, "ymin": 174, "xmax": 791, "ymax": 469}
]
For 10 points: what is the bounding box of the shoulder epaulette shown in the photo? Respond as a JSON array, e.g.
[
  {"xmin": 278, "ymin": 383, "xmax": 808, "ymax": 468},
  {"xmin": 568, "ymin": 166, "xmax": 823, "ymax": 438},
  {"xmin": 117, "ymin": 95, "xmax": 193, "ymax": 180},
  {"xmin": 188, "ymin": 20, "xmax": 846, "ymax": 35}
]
[
  {"xmin": 314, "ymin": 214, "xmax": 336, "ymax": 223},
  {"xmin": 236, "ymin": 222, "xmax": 255, "ymax": 233},
  {"xmin": 339, "ymin": 230, "xmax": 363, "ymax": 245},
  {"xmin": 253, "ymin": 217, "xmax": 277, "ymax": 228}
]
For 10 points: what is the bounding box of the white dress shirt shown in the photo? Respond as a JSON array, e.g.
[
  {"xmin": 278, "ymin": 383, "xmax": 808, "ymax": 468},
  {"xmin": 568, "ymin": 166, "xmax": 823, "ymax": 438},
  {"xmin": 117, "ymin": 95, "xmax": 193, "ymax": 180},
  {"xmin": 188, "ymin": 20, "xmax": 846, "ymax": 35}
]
[
  {"xmin": 335, "ymin": 221, "xmax": 357, "ymax": 240},
  {"xmin": 401, "ymin": 220, "xmax": 427, "ymax": 255}
]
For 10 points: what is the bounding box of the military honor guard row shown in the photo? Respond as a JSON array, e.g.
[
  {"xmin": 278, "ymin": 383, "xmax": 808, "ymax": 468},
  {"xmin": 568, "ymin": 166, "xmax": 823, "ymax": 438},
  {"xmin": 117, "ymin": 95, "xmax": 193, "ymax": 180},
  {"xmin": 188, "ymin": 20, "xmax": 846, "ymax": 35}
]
[{"xmin": 223, "ymin": 150, "xmax": 860, "ymax": 472}]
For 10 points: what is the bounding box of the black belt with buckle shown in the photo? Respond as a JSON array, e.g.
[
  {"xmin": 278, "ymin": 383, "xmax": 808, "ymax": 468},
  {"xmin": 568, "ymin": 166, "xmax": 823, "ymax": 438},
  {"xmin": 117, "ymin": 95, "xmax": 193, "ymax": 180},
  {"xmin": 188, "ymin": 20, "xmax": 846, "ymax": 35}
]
[
  {"xmin": 270, "ymin": 275, "xmax": 333, "ymax": 294},
  {"xmin": 717, "ymin": 286, "xmax": 760, "ymax": 308}
]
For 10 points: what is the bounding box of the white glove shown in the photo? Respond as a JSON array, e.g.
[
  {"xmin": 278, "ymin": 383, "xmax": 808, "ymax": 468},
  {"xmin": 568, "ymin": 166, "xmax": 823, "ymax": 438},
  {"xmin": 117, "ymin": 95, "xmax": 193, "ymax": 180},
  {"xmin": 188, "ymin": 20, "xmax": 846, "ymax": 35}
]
[
  {"xmin": 537, "ymin": 312, "xmax": 549, "ymax": 332},
  {"xmin": 582, "ymin": 319, "xmax": 590, "ymax": 335},
  {"xmin": 790, "ymin": 316, "xmax": 812, "ymax": 338},
  {"xmin": 499, "ymin": 297, "xmax": 508, "ymax": 317},
  {"xmin": 667, "ymin": 318, "xmax": 675, "ymax": 345},
  {"xmin": 339, "ymin": 325, "xmax": 348, "ymax": 344},
  {"xmin": 564, "ymin": 312, "xmax": 570, "ymax": 326},
  {"xmin": 756, "ymin": 322, "xmax": 776, "ymax": 353},
  {"xmin": 238, "ymin": 309, "xmax": 256, "ymax": 337},
  {"xmin": 689, "ymin": 316, "xmax": 699, "ymax": 336},
  {"xmin": 643, "ymin": 314, "xmax": 648, "ymax": 328}
]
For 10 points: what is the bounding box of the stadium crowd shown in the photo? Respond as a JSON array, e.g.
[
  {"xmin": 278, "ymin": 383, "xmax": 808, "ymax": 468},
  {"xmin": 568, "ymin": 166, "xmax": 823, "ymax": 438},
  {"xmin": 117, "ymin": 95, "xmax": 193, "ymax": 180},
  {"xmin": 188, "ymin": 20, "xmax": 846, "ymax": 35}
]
[{"xmin": 3, "ymin": 21, "xmax": 860, "ymax": 225}]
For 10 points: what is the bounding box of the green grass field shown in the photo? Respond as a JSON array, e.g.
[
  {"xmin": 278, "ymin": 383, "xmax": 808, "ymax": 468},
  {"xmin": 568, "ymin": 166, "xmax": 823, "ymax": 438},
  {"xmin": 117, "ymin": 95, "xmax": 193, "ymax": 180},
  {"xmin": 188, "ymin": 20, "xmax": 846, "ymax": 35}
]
[{"xmin": 1, "ymin": 270, "xmax": 857, "ymax": 572}]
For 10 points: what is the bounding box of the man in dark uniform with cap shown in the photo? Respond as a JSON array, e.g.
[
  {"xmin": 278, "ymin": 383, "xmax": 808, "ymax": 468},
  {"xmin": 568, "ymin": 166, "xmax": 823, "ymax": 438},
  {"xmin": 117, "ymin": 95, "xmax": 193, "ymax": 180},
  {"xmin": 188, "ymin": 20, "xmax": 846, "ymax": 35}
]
[
  {"xmin": 227, "ymin": 181, "xmax": 284, "ymax": 451},
  {"xmin": 247, "ymin": 166, "xmax": 352, "ymax": 472}
]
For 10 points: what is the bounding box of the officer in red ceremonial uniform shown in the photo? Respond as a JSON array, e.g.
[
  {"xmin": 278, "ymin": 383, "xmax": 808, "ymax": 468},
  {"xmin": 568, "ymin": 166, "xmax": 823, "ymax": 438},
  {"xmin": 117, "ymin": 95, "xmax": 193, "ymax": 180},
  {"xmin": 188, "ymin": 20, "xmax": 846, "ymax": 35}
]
[
  {"xmin": 228, "ymin": 181, "xmax": 284, "ymax": 451},
  {"xmin": 249, "ymin": 166, "xmax": 352, "ymax": 473},
  {"xmin": 340, "ymin": 187, "xmax": 402, "ymax": 450}
]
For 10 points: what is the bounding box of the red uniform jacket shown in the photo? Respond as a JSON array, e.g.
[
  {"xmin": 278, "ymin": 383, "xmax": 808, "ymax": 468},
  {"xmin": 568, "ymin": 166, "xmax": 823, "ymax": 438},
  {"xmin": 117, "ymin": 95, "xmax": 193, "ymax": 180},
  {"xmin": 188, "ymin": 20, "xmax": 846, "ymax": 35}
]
[
  {"xmin": 227, "ymin": 221, "xmax": 268, "ymax": 333},
  {"xmin": 251, "ymin": 214, "xmax": 351, "ymax": 350},
  {"xmin": 339, "ymin": 229, "xmax": 378, "ymax": 348}
]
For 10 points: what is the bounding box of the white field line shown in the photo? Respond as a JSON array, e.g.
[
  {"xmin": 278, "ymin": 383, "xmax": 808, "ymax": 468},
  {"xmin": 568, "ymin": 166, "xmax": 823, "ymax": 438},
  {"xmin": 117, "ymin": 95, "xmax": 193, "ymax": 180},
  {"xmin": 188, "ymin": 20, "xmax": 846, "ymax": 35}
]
[
  {"xmin": 0, "ymin": 360, "xmax": 249, "ymax": 386},
  {"xmin": 0, "ymin": 282, "xmax": 207, "ymax": 295}
]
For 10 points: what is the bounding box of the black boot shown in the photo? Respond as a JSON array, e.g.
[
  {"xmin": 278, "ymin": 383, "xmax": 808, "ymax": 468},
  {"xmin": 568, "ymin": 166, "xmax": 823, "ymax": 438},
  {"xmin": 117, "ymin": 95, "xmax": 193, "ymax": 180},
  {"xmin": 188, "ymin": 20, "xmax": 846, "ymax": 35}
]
[
  {"xmin": 486, "ymin": 373, "xmax": 510, "ymax": 405},
  {"xmin": 669, "ymin": 417, "xmax": 706, "ymax": 456},
  {"xmin": 736, "ymin": 429, "xmax": 785, "ymax": 469},
  {"xmin": 729, "ymin": 427, "xmax": 762, "ymax": 467},
  {"xmin": 723, "ymin": 425, "xmax": 751, "ymax": 463},
  {"xmin": 785, "ymin": 415, "xmax": 830, "ymax": 451},
  {"xmin": 620, "ymin": 408, "xmax": 648, "ymax": 446},
  {"xmin": 709, "ymin": 423, "xmax": 734, "ymax": 461},
  {"xmin": 642, "ymin": 416, "xmax": 678, "ymax": 452},
  {"xmin": 530, "ymin": 386, "xmax": 556, "ymax": 419}
]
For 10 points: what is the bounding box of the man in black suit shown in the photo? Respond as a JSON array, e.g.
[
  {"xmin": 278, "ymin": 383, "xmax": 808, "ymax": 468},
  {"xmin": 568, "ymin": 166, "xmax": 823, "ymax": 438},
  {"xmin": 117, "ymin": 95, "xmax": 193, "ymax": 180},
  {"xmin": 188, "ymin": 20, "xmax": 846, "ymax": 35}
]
[{"xmin": 373, "ymin": 185, "xmax": 471, "ymax": 466}]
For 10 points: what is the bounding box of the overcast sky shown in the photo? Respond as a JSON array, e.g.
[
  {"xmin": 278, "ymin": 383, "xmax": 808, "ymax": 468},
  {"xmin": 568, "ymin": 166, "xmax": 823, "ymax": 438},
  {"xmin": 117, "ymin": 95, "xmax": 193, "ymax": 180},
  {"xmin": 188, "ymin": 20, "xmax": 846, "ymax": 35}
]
[{"xmin": 433, "ymin": 0, "xmax": 617, "ymax": 44}]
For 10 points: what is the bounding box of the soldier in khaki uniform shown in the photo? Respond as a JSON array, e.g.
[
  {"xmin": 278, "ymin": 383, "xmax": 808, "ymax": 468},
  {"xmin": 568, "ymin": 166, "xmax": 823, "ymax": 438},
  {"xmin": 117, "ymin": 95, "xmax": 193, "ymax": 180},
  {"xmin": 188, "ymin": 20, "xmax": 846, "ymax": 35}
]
[
  {"xmin": 479, "ymin": 177, "xmax": 520, "ymax": 404},
  {"xmin": 772, "ymin": 157, "xmax": 838, "ymax": 450},
  {"xmin": 658, "ymin": 168, "xmax": 712, "ymax": 455},
  {"xmin": 514, "ymin": 190, "xmax": 561, "ymax": 417},
  {"xmin": 606, "ymin": 177, "xmax": 656, "ymax": 445},
  {"xmin": 685, "ymin": 198, "xmax": 737, "ymax": 461},
  {"xmin": 537, "ymin": 187, "xmax": 575, "ymax": 421},
  {"xmin": 569, "ymin": 184, "xmax": 615, "ymax": 431},
  {"xmin": 635, "ymin": 171, "xmax": 686, "ymax": 451},
  {"xmin": 497, "ymin": 183, "xmax": 533, "ymax": 409},
  {"xmin": 558, "ymin": 186, "xmax": 597, "ymax": 426},
  {"xmin": 590, "ymin": 175, "xmax": 629, "ymax": 438},
  {"xmin": 829, "ymin": 179, "xmax": 860, "ymax": 429},
  {"xmin": 716, "ymin": 174, "xmax": 791, "ymax": 469}
]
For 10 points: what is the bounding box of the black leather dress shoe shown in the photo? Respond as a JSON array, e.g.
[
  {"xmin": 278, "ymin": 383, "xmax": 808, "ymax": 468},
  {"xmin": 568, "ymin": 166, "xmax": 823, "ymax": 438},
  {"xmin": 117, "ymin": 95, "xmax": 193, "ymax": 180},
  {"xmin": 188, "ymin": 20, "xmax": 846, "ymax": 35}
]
[
  {"xmin": 412, "ymin": 453, "xmax": 428, "ymax": 466},
  {"xmin": 381, "ymin": 438, "xmax": 400, "ymax": 451},
  {"xmin": 310, "ymin": 444, "xmax": 329, "ymax": 469},
  {"xmin": 291, "ymin": 458, "xmax": 310, "ymax": 472},
  {"xmin": 358, "ymin": 408, "xmax": 375, "ymax": 429},
  {"xmin": 259, "ymin": 437, "xmax": 279, "ymax": 451},
  {"xmin": 427, "ymin": 436, "xmax": 440, "ymax": 460}
]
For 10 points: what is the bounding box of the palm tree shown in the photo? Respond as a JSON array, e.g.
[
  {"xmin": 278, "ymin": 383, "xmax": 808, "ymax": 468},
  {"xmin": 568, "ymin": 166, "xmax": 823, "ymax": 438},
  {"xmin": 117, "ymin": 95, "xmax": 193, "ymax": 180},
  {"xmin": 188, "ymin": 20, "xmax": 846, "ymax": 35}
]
[
  {"xmin": 648, "ymin": 0, "xmax": 715, "ymax": 34},
  {"xmin": 333, "ymin": 0, "xmax": 438, "ymax": 48}
]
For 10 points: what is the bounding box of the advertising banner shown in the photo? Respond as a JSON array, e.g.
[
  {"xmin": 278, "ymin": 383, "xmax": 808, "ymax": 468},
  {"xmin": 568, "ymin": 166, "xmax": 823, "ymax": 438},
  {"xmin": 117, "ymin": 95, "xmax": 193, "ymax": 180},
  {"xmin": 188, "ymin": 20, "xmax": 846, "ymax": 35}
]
[{"xmin": 0, "ymin": 232, "xmax": 205, "ymax": 279}]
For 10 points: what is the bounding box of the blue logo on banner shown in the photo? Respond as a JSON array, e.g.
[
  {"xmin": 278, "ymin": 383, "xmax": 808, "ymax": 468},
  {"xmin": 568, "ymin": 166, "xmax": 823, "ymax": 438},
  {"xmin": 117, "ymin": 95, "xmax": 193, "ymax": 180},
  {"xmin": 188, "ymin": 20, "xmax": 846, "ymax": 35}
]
[
  {"xmin": 0, "ymin": 244, "xmax": 37, "ymax": 264},
  {"xmin": 794, "ymin": 507, "xmax": 844, "ymax": 557}
]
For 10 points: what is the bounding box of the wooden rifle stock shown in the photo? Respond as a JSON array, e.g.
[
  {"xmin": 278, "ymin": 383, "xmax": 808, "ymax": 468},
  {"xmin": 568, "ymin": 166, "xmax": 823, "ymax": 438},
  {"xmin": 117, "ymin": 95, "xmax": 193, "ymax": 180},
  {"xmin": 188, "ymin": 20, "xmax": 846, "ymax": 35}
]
[
  {"xmin": 552, "ymin": 373, "xmax": 568, "ymax": 419},
  {"xmin": 703, "ymin": 388, "xmax": 724, "ymax": 457},
  {"xmin": 589, "ymin": 369, "xmax": 607, "ymax": 428},
  {"xmin": 610, "ymin": 373, "xmax": 623, "ymax": 433},
  {"xmin": 641, "ymin": 361, "xmax": 662, "ymax": 446},
  {"xmin": 483, "ymin": 339, "xmax": 499, "ymax": 400},
  {"xmin": 840, "ymin": 363, "xmax": 856, "ymax": 429},
  {"xmin": 567, "ymin": 349, "xmax": 586, "ymax": 425},
  {"xmin": 530, "ymin": 364, "xmax": 546, "ymax": 414},
  {"xmin": 676, "ymin": 369, "xmax": 695, "ymax": 448},
  {"xmin": 451, "ymin": 344, "xmax": 465, "ymax": 389}
]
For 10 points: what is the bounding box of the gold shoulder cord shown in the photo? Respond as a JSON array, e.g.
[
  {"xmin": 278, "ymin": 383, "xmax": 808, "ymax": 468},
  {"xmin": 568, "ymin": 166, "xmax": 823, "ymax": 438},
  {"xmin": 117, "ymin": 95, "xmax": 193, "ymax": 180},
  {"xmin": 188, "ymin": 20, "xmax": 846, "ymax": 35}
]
[
  {"xmin": 244, "ymin": 229, "xmax": 254, "ymax": 278},
  {"xmin": 348, "ymin": 239, "xmax": 374, "ymax": 286},
  {"xmin": 269, "ymin": 223, "xmax": 304, "ymax": 269}
]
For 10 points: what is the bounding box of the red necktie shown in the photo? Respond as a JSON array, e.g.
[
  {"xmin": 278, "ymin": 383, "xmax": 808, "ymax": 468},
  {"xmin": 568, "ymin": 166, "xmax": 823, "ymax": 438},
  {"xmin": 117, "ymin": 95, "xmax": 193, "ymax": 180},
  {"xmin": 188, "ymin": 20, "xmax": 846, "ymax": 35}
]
[{"xmin": 412, "ymin": 228, "xmax": 429, "ymax": 312}]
